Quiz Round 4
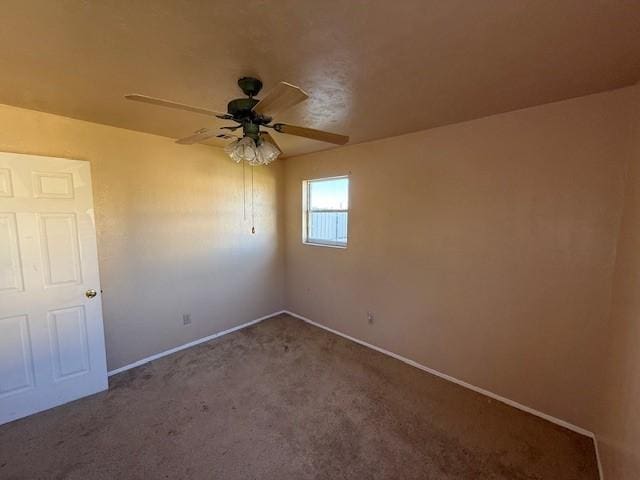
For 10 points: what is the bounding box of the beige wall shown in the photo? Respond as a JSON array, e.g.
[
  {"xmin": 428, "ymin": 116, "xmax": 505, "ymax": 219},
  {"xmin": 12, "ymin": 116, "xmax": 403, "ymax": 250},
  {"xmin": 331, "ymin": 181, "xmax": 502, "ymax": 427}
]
[
  {"xmin": 4, "ymin": 85, "xmax": 640, "ymax": 473},
  {"xmin": 0, "ymin": 103, "xmax": 285, "ymax": 371},
  {"xmin": 284, "ymin": 87, "xmax": 637, "ymax": 431},
  {"xmin": 597, "ymin": 84, "xmax": 640, "ymax": 479}
]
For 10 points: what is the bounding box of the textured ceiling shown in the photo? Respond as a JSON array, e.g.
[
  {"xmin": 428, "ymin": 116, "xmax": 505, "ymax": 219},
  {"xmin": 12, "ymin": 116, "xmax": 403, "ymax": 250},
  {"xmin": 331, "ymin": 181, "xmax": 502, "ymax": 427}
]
[{"xmin": 1, "ymin": 0, "xmax": 639, "ymax": 157}]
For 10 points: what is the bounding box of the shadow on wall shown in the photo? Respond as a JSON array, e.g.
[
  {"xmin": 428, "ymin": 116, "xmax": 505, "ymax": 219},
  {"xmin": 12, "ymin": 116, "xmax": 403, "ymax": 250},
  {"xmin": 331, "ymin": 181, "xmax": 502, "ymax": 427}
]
[
  {"xmin": 98, "ymin": 152, "xmax": 284, "ymax": 371},
  {"xmin": 596, "ymin": 84, "xmax": 640, "ymax": 480}
]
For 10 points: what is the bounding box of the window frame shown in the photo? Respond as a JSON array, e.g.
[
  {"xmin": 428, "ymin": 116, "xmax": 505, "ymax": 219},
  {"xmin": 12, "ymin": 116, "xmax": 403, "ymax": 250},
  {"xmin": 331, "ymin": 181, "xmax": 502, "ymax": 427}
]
[{"xmin": 302, "ymin": 175, "xmax": 350, "ymax": 248}]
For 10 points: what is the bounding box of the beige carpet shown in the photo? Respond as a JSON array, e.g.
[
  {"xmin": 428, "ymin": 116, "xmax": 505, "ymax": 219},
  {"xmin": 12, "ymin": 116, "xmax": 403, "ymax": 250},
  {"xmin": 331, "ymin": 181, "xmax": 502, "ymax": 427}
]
[{"xmin": 0, "ymin": 314, "xmax": 598, "ymax": 479}]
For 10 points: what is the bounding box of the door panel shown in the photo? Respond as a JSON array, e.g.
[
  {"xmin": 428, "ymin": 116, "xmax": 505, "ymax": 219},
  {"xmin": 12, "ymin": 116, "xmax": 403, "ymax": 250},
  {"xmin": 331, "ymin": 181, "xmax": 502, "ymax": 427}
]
[
  {"xmin": 0, "ymin": 314, "xmax": 35, "ymax": 398},
  {"xmin": 0, "ymin": 152, "xmax": 107, "ymax": 425},
  {"xmin": 38, "ymin": 213, "xmax": 82, "ymax": 287},
  {"xmin": 0, "ymin": 213, "xmax": 24, "ymax": 293},
  {"xmin": 0, "ymin": 168, "xmax": 13, "ymax": 197},
  {"xmin": 32, "ymin": 171, "xmax": 74, "ymax": 199},
  {"xmin": 48, "ymin": 306, "xmax": 90, "ymax": 380}
]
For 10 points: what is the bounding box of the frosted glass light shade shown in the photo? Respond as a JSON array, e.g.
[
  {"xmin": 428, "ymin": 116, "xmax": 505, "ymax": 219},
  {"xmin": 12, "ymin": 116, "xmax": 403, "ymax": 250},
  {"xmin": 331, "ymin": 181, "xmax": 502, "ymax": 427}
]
[
  {"xmin": 224, "ymin": 135, "xmax": 281, "ymax": 166},
  {"xmin": 256, "ymin": 141, "xmax": 280, "ymax": 165},
  {"xmin": 225, "ymin": 136, "xmax": 257, "ymax": 164}
]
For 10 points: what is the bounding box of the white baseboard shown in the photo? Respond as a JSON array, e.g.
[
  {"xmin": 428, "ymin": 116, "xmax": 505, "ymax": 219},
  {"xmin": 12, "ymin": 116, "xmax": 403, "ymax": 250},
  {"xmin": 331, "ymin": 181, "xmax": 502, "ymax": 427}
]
[
  {"xmin": 283, "ymin": 310, "xmax": 595, "ymax": 439},
  {"xmin": 107, "ymin": 310, "xmax": 286, "ymax": 376},
  {"xmin": 106, "ymin": 308, "xmax": 603, "ymax": 480},
  {"xmin": 286, "ymin": 310, "xmax": 604, "ymax": 479}
]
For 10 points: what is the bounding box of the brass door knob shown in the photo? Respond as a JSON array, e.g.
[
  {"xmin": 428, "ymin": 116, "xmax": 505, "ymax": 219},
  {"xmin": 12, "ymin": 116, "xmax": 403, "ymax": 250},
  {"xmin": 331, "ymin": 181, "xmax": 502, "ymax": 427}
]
[{"xmin": 85, "ymin": 289, "xmax": 98, "ymax": 298}]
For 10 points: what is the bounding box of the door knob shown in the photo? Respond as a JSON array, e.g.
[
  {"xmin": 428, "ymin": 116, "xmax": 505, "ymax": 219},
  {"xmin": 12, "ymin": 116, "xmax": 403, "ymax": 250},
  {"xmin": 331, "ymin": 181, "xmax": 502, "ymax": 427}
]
[{"xmin": 85, "ymin": 289, "xmax": 98, "ymax": 298}]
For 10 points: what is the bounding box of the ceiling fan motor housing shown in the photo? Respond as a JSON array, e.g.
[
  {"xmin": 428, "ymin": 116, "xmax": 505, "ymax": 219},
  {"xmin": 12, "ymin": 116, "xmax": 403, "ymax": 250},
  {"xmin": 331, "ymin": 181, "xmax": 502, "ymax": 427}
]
[
  {"xmin": 227, "ymin": 76, "xmax": 274, "ymax": 142},
  {"xmin": 227, "ymin": 77, "xmax": 273, "ymax": 125},
  {"xmin": 227, "ymin": 97, "xmax": 259, "ymax": 117}
]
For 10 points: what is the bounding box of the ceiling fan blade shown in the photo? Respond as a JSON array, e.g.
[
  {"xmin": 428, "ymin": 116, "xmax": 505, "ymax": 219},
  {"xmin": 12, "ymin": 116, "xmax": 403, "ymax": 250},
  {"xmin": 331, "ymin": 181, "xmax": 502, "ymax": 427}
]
[
  {"xmin": 260, "ymin": 131, "xmax": 281, "ymax": 152},
  {"xmin": 126, "ymin": 94, "xmax": 227, "ymax": 117},
  {"xmin": 175, "ymin": 128, "xmax": 220, "ymax": 144},
  {"xmin": 216, "ymin": 133, "xmax": 239, "ymax": 141},
  {"xmin": 273, "ymin": 123, "xmax": 349, "ymax": 145},
  {"xmin": 252, "ymin": 82, "xmax": 308, "ymax": 116}
]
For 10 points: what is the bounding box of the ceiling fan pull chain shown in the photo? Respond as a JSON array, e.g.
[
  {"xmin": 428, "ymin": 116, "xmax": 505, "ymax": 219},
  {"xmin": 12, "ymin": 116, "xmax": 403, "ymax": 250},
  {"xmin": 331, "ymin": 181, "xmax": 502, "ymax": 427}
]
[
  {"xmin": 242, "ymin": 158, "xmax": 247, "ymax": 221},
  {"xmin": 251, "ymin": 165, "xmax": 255, "ymax": 235}
]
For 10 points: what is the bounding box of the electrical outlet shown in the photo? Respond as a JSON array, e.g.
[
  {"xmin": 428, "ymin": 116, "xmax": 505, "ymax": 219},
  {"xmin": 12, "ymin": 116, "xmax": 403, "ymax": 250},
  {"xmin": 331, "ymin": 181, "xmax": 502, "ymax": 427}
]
[
  {"xmin": 182, "ymin": 314, "xmax": 192, "ymax": 325},
  {"xmin": 367, "ymin": 311, "xmax": 374, "ymax": 324}
]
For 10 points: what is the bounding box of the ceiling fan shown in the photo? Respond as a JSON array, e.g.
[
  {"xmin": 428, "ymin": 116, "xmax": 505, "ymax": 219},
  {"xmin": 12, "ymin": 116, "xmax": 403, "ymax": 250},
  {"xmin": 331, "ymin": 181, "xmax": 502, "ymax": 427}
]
[{"xmin": 125, "ymin": 77, "xmax": 349, "ymax": 165}]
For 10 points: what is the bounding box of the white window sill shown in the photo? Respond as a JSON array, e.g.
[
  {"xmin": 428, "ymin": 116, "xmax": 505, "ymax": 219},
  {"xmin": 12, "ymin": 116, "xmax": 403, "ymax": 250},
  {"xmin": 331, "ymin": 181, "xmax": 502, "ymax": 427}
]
[{"xmin": 303, "ymin": 241, "xmax": 347, "ymax": 249}]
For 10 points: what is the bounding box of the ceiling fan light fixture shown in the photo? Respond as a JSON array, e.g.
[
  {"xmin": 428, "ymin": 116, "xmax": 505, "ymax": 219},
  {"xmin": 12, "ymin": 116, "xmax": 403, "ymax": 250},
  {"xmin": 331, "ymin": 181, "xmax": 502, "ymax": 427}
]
[{"xmin": 224, "ymin": 135, "xmax": 280, "ymax": 166}]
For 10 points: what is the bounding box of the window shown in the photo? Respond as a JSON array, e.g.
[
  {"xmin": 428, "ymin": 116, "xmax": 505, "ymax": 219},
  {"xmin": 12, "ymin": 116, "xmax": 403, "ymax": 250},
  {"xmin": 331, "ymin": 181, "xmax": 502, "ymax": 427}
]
[{"xmin": 303, "ymin": 176, "xmax": 349, "ymax": 247}]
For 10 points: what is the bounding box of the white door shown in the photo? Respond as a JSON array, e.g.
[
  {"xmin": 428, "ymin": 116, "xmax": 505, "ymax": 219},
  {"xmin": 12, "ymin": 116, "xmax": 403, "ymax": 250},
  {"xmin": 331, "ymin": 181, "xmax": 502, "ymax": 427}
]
[{"xmin": 0, "ymin": 152, "xmax": 107, "ymax": 425}]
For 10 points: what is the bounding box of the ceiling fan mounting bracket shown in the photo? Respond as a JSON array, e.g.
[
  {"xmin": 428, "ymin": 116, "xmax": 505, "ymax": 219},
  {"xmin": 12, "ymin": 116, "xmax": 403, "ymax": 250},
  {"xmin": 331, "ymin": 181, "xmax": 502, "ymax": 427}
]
[{"xmin": 237, "ymin": 76, "xmax": 263, "ymax": 98}]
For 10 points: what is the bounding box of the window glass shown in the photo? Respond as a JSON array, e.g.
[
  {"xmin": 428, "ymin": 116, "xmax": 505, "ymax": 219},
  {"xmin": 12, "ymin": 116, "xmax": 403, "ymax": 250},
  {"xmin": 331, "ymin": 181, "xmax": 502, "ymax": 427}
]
[{"xmin": 304, "ymin": 177, "xmax": 349, "ymax": 247}]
